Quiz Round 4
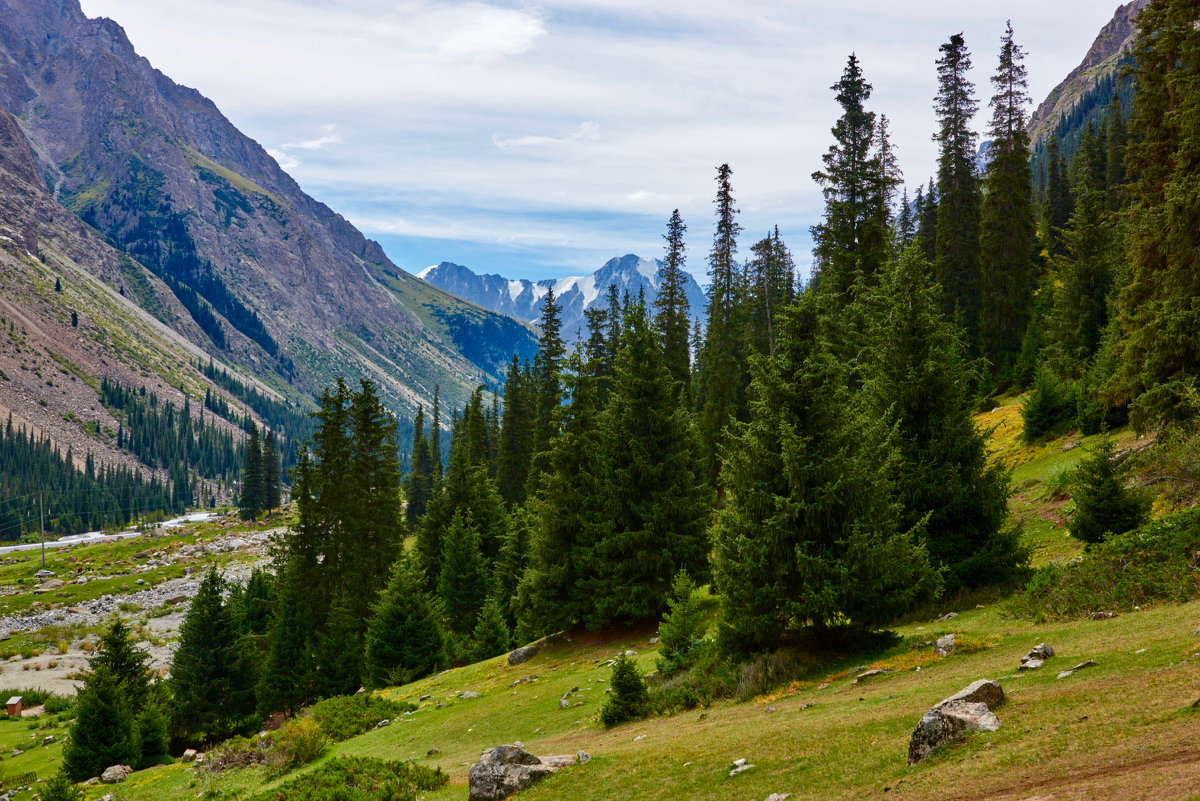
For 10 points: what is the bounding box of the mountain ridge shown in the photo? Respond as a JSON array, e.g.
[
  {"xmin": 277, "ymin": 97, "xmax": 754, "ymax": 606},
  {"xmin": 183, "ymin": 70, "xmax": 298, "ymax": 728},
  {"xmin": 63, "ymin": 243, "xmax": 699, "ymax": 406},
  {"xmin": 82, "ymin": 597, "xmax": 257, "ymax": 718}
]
[{"xmin": 419, "ymin": 254, "xmax": 707, "ymax": 344}]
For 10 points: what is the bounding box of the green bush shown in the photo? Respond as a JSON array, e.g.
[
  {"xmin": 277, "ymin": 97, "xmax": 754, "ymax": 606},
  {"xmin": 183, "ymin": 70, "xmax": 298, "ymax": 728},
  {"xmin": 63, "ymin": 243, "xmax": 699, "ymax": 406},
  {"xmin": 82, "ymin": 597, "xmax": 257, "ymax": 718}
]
[
  {"xmin": 246, "ymin": 756, "xmax": 448, "ymax": 801},
  {"xmin": 1006, "ymin": 507, "xmax": 1200, "ymax": 621},
  {"xmin": 38, "ymin": 769, "xmax": 83, "ymax": 801},
  {"xmin": 308, "ymin": 694, "xmax": 415, "ymax": 743},
  {"xmin": 266, "ymin": 717, "xmax": 327, "ymax": 775},
  {"xmin": 1021, "ymin": 367, "xmax": 1078, "ymax": 442},
  {"xmin": 599, "ymin": 654, "xmax": 649, "ymax": 728},
  {"xmin": 43, "ymin": 694, "xmax": 76, "ymax": 715}
]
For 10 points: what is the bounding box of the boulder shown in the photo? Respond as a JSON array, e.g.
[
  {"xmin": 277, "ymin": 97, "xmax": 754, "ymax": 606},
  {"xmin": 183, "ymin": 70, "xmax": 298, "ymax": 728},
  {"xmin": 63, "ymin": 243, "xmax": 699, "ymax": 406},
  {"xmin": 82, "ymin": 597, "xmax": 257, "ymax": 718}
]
[
  {"xmin": 854, "ymin": 668, "xmax": 892, "ymax": 683},
  {"xmin": 468, "ymin": 745, "xmax": 582, "ymax": 801},
  {"xmin": 935, "ymin": 634, "xmax": 956, "ymax": 657},
  {"xmin": 936, "ymin": 679, "xmax": 1004, "ymax": 710},
  {"xmin": 729, "ymin": 757, "xmax": 755, "ymax": 776},
  {"xmin": 1018, "ymin": 658, "xmax": 1044, "ymax": 671},
  {"xmin": 1021, "ymin": 643, "xmax": 1054, "ymax": 670},
  {"xmin": 907, "ymin": 701, "xmax": 1000, "ymax": 765},
  {"xmin": 100, "ymin": 764, "xmax": 132, "ymax": 783},
  {"xmin": 507, "ymin": 646, "xmax": 539, "ymax": 666}
]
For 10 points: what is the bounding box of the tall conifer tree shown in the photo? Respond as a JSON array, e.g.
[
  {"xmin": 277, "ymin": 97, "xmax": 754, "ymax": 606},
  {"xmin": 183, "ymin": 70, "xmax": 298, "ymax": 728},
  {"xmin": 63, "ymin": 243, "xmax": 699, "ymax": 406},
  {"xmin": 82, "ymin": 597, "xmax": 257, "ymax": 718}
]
[
  {"xmin": 655, "ymin": 209, "xmax": 692, "ymax": 389},
  {"xmin": 979, "ymin": 22, "xmax": 1036, "ymax": 380},
  {"xmin": 933, "ymin": 33, "xmax": 982, "ymax": 347}
]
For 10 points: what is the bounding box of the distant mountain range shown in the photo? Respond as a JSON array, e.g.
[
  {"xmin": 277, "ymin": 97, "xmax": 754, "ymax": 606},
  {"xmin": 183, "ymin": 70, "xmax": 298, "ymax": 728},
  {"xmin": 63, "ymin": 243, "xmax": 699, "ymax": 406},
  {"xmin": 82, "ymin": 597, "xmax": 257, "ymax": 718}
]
[{"xmin": 419, "ymin": 255, "xmax": 707, "ymax": 344}]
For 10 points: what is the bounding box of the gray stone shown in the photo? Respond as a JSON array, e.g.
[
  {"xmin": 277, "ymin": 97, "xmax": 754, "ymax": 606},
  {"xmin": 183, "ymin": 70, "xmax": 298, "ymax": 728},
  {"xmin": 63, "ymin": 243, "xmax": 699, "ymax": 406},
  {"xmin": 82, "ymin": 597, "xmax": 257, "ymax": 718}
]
[
  {"xmin": 507, "ymin": 646, "xmax": 539, "ymax": 666},
  {"xmin": 101, "ymin": 764, "xmax": 132, "ymax": 783},
  {"xmin": 907, "ymin": 701, "xmax": 1000, "ymax": 765},
  {"xmin": 764, "ymin": 795, "xmax": 792, "ymax": 801},
  {"xmin": 1018, "ymin": 658, "xmax": 1044, "ymax": 671},
  {"xmin": 1026, "ymin": 643, "xmax": 1055, "ymax": 660},
  {"xmin": 577, "ymin": 750, "xmax": 590, "ymax": 763},
  {"xmin": 729, "ymin": 758, "xmax": 755, "ymax": 776},
  {"xmin": 468, "ymin": 745, "xmax": 581, "ymax": 801},
  {"xmin": 1057, "ymin": 660, "xmax": 1098, "ymax": 679},
  {"xmin": 936, "ymin": 679, "xmax": 1004, "ymax": 710},
  {"xmin": 936, "ymin": 611, "xmax": 958, "ymax": 622},
  {"xmin": 461, "ymin": 691, "xmax": 480, "ymax": 699},
  {"xmin": 935, "ymin": 634, "xmax": 956, "ymax": 657},
  {"xmin": 854, "ymin": 668, "xmax": 892, "ymax": 683}
]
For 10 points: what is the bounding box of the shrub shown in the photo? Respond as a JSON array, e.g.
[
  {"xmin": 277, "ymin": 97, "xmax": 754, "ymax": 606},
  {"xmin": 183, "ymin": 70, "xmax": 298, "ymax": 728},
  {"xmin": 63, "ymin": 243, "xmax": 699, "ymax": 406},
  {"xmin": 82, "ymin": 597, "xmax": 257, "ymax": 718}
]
[
  {"xmin": 266, "ymin": 717, "xmax": 327, "ymax": 775},
  {"xmin": 1021, "ymin": 367, "xmax": 1078, "ymax": 442},
  {"xmin": 1069, "ymin": 434, "xmax": 1151, "ymax": 545},
  {"xmin": 39, "ymin": 769, "xmax": 83, "ymax": 801},
  {"xmin": 599, "ymin": 654, "xmax": 649, "ymax": 728},
  {"xmin": 655, "ymin": 570, "xmax": 706, "ymax": 678},
  {"xmin": 1006, "ymin": 507, "xmax": 1200, "ymax": 621},
  {"xmin": 246, "ymin": 756, "xmax": 448, "ymax": 801},
  {"xmin": 308, "ymin": 694, "xmax": 415, "ymax": 743}
]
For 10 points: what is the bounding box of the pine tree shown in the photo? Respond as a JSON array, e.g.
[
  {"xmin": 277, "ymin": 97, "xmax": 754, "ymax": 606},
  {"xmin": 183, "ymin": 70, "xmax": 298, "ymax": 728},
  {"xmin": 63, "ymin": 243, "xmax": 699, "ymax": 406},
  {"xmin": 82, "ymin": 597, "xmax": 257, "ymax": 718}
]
[
  {"xmin": 655, "ymin": 569, "xmax": 706, "ymax": 677},
  {"xmin": 655, "ymin": 209, "xmax": 692, "ymax": 389},
  {"xmin": 516, "ymin": 364, "xmax": 607, "ymax": 641},
  {"xmin": 40, "ymin": 769, "xmax": 84, "ymax": 801},
  {"xmin": 1041, "ymin": 136, "xmax": 1073, "ymax": 257},
  {"xmin": 1114, "ymin": 0, "xmax": 1200, "ymax": 425},
  {"xmin": 1104, "ymin": 92, "xmax": 1127, "ymax": 212},
  {"xmin": 896, "ymin": 186, "xmax": 916, "ymax": 249},
  {"xmin": 530, "ymin": 287, "xmax": 566, "ymax": 481},
  {"xmin": 470, "ymin": 597, "xmax": 511, "ymax": 662},
  {"xmin": 405, "ymin": 406, "xmax": 435, "ymax": 526},
  {"xmin": 712, "ymin": 292, "xmax": 939, "ymax": 654},
  {"xmin": 364, "ymin": 557, "xmax": 446, "ymax": 688},
  {"xmin": 238, "ymin": 423, "xmax": 264, "ymax": 520},
  {"xmin": 90, "ymin": 618, "xmax": 151, "ymax": 714},
  {"xmin": 63, "ymin": 665, "xmax": 141, "ymax": 780},
  {"xmin": 135, "ymin": 695, "xmax": 171, "ymax": 769},
  {"xmin": 933, "ymin": 33, "xmax": 982, "ymax": 347},
  {"xmin": 915, "ymin": 178, "xmax": 938, "ymax": 264},
  {"xmin": 437, "ymin": 510, "xmax": 488, "ymax": 638},
  {"xmin": 314, "ymin": 593, "xmax": 364, "ymax": 698},
  {"xmin": 979, "ymin": 22, "xmax": 1037, "ymax": 381},
  {"xmin": 170, "ymin": 568, "xmax": 257, "ymax": 746},
  {"xmin": 430, "ymin": 386, "xmax": 443, "ymax": 476},
  {"xmin": 496, "ymin": 360, "xmax": 533, "ymax": 506},
  {"xmin": 863, "ymin": 248, "xmax": 1025, "ymax": 590},
  {"xmin": 257, "ymin": 560, "xmax": 316, "ymax": 716},
  {"xmin": 1068, "ymin": 433, "xmax": 1150, "ymax": 545},
  {"xmin": 491, "ymin": 504, "xmax": 533, "ymax": 628},
  {"xmin": 599, "ymin": 654, "xmax": 649, "ymax": 728},
  {"xmin": 262, "ymin": 430, "xmax": 281, "ymax": 512},
  {"xmin": 811, "ymin": 54, "xmax": 881, "ymax": 305},
  {"xmin": 418, "ymin": 440, "xmax": 506, "ymax": 589},
  {"xmin": 584, "ymin": 298, "xmax": 710, "ymax": 628},
  {"xmin": 745, "ymin": 229, "xmax": 796, "ymax": 357},
  {"xmin": 697, "ymin": 163, "xmax": 746, "ymax": 486}
]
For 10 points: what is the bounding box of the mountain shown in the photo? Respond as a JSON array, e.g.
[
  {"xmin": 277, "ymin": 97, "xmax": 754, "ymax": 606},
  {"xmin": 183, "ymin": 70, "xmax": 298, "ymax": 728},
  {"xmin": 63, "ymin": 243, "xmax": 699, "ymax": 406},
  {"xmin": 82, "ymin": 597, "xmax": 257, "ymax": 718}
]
[
  {"xmin": 0, "ymin": 0, "xmax": 539, "ymax": 426},
  {"xmin": 419, "ymin": 255, "xmax": 707, "ymax": 344}
]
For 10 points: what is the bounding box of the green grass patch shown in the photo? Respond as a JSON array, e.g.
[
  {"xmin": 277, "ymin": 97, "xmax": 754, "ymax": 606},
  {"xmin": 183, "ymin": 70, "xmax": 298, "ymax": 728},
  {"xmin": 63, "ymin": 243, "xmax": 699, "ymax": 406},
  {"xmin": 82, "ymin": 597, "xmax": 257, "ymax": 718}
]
[
  {"xmin": 308, "ymin": 694, "xmax": 415, "ymax": 743},
  {"xmin": 245, "ymin": 756, "xmax": 447, "ymax": 801}
]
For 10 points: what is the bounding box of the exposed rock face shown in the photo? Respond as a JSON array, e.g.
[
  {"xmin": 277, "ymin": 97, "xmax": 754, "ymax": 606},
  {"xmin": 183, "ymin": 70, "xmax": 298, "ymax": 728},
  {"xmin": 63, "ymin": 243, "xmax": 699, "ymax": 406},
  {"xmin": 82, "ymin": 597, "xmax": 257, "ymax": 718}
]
[
  {"xmin": 908, "ymin": 680, "xmax": 1005, "ymax": 765},
  {"xmin": 467, "ymin": 745, "xmax": 581, "ymax": 801},
  {"xmin": 0, "ymin": 0, "xmax": 538, "ymax": 422},
  {"xmin": 1028, "ymin": 0, "xmax": 1151, "ymax": 146},
  {"xmin": 908, "ymin": 701, "xmax": 1001, "ymax": 765}
]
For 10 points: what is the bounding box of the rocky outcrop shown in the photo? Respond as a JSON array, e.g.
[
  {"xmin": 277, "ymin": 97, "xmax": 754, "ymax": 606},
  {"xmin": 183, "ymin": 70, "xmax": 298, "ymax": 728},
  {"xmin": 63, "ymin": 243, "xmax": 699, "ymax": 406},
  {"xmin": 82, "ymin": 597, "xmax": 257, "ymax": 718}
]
[
  {"xmin": 1020, "ymin": 643, "xmax": 1055, "ymax": 671},
  {"xmin": 908, "ymin": 680, "xmax": 1004, "ymax": 765},
  {"xmin": 468, "ymin": 745, "xmax": 583, "ymax": 801},
  {"xmin": 507, "ymin": 645, "xmax": 539, "ymax": 666},
  {"xmin": 935, "ymin": 634, "xmax": 956, "ymax": 657}
]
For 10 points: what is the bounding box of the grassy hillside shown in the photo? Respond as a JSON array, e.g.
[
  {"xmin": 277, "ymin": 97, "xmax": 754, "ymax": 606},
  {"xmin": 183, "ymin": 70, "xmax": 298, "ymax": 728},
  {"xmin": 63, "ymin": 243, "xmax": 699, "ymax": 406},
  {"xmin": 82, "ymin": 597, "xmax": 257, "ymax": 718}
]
[{"xmin": 30, "ymin": 395, "xmax": 1193, "ymax": 801}]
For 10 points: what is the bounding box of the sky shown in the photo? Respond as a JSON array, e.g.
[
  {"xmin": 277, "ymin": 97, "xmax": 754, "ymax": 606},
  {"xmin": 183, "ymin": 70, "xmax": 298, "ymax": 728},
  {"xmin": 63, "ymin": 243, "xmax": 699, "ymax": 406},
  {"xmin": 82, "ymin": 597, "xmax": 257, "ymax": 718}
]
[{"xmin": 78, "ymin": 0, "xmax": 1120, "ymax": 282}]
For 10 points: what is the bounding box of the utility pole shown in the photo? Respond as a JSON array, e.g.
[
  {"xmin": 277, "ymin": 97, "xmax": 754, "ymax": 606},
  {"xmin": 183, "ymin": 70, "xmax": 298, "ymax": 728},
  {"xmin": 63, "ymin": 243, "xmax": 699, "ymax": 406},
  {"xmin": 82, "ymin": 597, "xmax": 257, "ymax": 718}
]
[{"xmin": 39, "ymin": 492, "xmax": 45, "ymax": 568}]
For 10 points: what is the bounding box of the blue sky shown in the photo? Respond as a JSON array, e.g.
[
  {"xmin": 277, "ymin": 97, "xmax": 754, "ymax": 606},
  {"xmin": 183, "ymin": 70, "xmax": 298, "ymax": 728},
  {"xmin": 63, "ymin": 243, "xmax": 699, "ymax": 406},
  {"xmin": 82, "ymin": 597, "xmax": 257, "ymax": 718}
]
[{"xmin": 80, "ymin": 0, "xmax": 1121, "ymax": 282}]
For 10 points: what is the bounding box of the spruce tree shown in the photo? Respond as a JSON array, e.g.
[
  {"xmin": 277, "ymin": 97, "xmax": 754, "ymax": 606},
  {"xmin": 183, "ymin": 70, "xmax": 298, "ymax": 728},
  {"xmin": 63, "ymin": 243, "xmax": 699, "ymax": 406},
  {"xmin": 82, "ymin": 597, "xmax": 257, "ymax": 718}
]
[
  {"xmin": 135, "ymin": 695, "xmax": 171, "ymax": 769},
  {"xmin": 915, "ymin": 178, "xmax": 938, "ymax": 264},
  {"xmin": 863, "ymin": 248, "xmax": 1024, "ymax": 590},
  {"xmin": 933, "ymin": 33, "xmax": 982, "ymax": 348},
  {"xmin": 655, "ymin": 569, "xmax": 706, "ymax": 677},
  {"xmin": 364, "ymin": 557, "xmax": 446, "ymax": 688},
  {"xmin": 1068, "ymin": 433, "xmax": 1150, "ymax": 545},
  {"xmin": 257, "ymin": 561, "xmax": 315, "ymax": 716},
  {"xmin": 516, "ymin": 364, "xmax": 607, "ymax": 641},
  {"xmin": 979, "ymin": 22, "xmax": 1036, "ymax": 381},
  {"xmin": 496, "ymin": 359, "xmax": 533, "ymax": 506},
  {"xmin": 712, "ymin": 292, "xmax": 939, "ymax": 654},
  {"xmin": 41, "ymin": 769, "xmax": 84, "ymax": 801},
  {"xmin": 655, "ymin": 209, "xmax": 693, "ymax": 389},
  {"xmin": 405, "ymin": 406, "xmax": 435, "ymax": 526},
  {"xmin": 745, "ymin": 229, "xmax": 796, "ymax": 358},
  {"xmin": 1114, "ymin": 0, "xmax": 1200, "ymax": 426},
  {"xmin": 170, "ymin": 568, "xmax": 257, "ymax": 746},
  {"xmin": 530, "ymin": 287, "xmax": 565, "ymax": 481},
  {"xmin": 896, "ymin": 187, "xmax": 916, "ymax": 249},
  {"xmin": 811, "ymin": 54, "xmax": 881, "ymax": 305},
  {"xmin": 1104, "ymin": 92, "xmax": 1127, "ymax": 211},
  {"xmin": 418, "ymin": 441, "xmax": 506, "ymax": 588},
  {"xmin": 470, "ymin": 597, "xmax": 511, "ymax": 662},
  {"xmin": 90, "ymin": 618, "xmax": 151, "ymax": 714},
  {"xmin": 1041, "ymin": 136, "xmax": 1073, "ymax": 257},
  {"xmin": 314, "ymin": 593, "xmax": 364, "ymax": 698},
  {"xmin": 262, "ymin": 430, "xmax": 281, "ymax": 512},
  {"xmin": 238, "ymin": 423, "xmax": 264, "ymax": 521},
  {"xmin": 599, "ymin": 654, "xmax": 649, "ymax": 728},
  {"xmin": 697, "ymin": 163, "xmax": 746, "ymax": 487},
  {"xmin": 63, "ymin": 665, "xmax": 140, "ymax": 780},
  {"xmin": 430, "ymin": 385, "xmax": 443, "ymax": 475},
  {"xmin": 491, "ymin": 504, "xmax": 533, "ymax": 628},
  {"xmin": 437, "ymin": 510, "xmax": 488, "ymax": 638},
  {"xmin": 584, "ymin": 298, "xmax": 710, "ymax": 628}
]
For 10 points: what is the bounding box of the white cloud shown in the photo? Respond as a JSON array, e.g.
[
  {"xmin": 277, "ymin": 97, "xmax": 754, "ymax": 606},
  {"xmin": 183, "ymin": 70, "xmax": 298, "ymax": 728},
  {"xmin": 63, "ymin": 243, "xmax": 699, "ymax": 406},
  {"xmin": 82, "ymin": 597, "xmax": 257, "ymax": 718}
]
[{"xmin": 78, "ymin": 0, "xmax": 1122, "ymax": 279}]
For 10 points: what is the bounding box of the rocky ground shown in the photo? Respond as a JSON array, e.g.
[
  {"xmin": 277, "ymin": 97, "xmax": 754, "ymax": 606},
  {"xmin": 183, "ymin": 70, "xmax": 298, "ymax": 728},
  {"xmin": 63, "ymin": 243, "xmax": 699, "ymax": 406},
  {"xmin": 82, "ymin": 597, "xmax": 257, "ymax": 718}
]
[{"xmin": 0, "ymin": 527, "xmax": 277, "ymax": 696}]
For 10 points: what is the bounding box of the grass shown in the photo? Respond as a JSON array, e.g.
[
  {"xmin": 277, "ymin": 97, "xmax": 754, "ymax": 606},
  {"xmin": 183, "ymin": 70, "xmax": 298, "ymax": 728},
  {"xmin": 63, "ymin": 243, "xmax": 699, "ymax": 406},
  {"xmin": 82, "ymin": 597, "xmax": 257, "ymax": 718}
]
[{"xmin": 62, "ymin": 395, "xmax": 1200, "ymax": 799}]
